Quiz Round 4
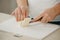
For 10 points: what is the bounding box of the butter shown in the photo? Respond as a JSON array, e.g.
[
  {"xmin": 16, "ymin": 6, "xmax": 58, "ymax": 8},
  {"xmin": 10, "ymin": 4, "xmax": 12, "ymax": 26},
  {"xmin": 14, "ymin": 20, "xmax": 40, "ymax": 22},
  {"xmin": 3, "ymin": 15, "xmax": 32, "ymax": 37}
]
[{"xmin": 18, "ymin": 18, "xmax": 31, "ymax": 27}]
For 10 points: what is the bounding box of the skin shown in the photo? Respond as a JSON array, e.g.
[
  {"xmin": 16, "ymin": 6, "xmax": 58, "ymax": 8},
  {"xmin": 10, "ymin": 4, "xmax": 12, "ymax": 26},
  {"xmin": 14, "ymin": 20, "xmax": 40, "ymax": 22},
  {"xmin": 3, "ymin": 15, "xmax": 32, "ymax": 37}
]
[
  {"xmin": 11, "ymin": 0, "xmax": 28, "ymax": 21},
  {"xmin": 32, "ymin": 3, "xmax": 60, "ymax": 23},
  {"xmin": 11, "ymin": 0, "xmax": 60, "ymax": 23}
]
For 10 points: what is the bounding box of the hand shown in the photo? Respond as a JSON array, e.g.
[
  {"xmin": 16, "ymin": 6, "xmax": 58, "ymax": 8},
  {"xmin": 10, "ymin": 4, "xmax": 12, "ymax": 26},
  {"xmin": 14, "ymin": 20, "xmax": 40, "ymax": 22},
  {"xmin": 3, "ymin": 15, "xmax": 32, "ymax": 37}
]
[
  {"xmin": 32, "ymin": 8, "xmax": 59, "ymax": 23},
  {"xmin": 11, "ymin": 6, "xmax": 28, "ymax": 21}
]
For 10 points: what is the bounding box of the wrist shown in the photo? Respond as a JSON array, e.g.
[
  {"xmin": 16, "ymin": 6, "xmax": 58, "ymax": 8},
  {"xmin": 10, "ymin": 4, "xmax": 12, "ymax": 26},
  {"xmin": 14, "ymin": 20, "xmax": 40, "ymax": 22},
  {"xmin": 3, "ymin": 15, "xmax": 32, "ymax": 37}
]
[
  {"xmin": 18, "ymin": 5, "xmax": 28, "ymax": 9},
  {"xmin": 52, "ymin": 3, "xmax": 60, "ymax": 16},
  {"xmin": 16, "ymin": 0, "xmax": 28, "ymax": 7},
  {"xmin": 18, "ymin": 3, "xmax": 28, "ymax": 7}
]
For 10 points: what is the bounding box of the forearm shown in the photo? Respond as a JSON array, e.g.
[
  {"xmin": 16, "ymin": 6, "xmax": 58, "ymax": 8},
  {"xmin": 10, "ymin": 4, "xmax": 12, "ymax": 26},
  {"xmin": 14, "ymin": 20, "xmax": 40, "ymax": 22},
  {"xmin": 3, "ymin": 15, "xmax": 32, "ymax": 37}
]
[
  {"xmin": 16, "ymin": 0, "xmax": 28, "ymax": 7},
  {"xmin": 53, "ymin": 3, "xmax": 60, "ymax": 15}
]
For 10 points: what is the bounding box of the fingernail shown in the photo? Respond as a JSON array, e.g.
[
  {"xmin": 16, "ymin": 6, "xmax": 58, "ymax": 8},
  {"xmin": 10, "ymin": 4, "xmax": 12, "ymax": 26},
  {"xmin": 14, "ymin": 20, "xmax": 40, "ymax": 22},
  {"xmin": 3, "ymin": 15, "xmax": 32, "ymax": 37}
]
[{"xmin": 31, "ymin": 18, "xmax": 34, "ymax": 20}]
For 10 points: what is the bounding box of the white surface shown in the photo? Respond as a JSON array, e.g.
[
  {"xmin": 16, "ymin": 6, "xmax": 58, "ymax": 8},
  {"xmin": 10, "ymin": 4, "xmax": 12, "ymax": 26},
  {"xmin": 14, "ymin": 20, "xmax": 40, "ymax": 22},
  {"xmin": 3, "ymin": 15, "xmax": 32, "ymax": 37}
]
[
  {"xmin": 0, "ymin": 13, "xmax": 60, "ymax": 40},
  {"xmin": 0, "ymin": 13, "xmax": 23, "ymax": 34},
  {"xmin": 19, "ymin": 22, "xmax": 59, "ymax": 39}
]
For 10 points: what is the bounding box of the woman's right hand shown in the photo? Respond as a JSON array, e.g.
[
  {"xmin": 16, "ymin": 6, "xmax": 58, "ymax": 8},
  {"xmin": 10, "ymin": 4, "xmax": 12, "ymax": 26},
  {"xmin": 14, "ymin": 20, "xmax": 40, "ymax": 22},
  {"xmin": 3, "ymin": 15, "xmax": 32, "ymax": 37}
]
[{"xmin": 11, "ymin": 6, "xmax": 29, "ymax": 21}]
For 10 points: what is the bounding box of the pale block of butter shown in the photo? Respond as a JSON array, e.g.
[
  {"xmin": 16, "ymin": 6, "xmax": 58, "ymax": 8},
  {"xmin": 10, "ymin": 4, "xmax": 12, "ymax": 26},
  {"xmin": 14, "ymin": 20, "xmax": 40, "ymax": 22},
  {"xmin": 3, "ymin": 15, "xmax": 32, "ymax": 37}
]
[{"xmin": 18, "ymin": 18, "xmax": 31, "ymax": 27}]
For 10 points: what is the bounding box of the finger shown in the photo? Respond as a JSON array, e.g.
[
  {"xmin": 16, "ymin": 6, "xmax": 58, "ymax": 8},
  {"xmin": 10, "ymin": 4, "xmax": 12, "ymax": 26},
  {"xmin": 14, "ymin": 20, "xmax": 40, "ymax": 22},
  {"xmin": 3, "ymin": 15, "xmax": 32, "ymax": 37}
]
[
  {"xmin": 32, "ymin": 13, "xmax": 44, "ymax": 22},
  {"xmin": 47, "ymin": 17, "xmax": 52, "ymax": 22},
  {"xmin": 45, "ymin": 18, "xmax": 49, "ymax": 23},
  {"xmin": 37, "ymin": 19, "xmax": 49, "ymax": 23},
  {"xmin": 41, "ymin": 16, "xmax": 47, "ymax": 23},
  {"xmin": 45, "ymin": 17, "xmax": 52, "ymax": 23},
  {"xmin": 11, "ymin": 11, "xmax": 15, "ymax": 15},
  {"xmin": 21, "ymin": 8, "xmax": 26, "ymax": 19},
  {"xmin": 21, "ymin": 15, "xmax": 24, "ymax": 21},
  {"xmin": 15, "ymin": 8, "xmax": 18, "ymax": 21},
  {"xmin": 25, "ymin": 9, "xmax": 29, "ymax": 18},
  {"xmin": 17, "ymin": 7, "xmax": 22, "ymax": 21}
]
